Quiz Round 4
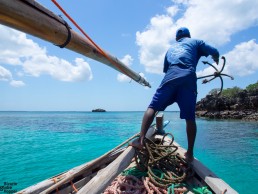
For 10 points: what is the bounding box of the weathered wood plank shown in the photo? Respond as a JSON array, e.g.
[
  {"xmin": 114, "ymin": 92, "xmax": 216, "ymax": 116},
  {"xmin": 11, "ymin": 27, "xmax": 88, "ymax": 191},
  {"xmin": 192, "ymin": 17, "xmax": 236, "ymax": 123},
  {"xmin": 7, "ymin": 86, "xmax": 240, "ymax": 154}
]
[
  {"xmin": 190, "ymin": 159, "xmax": 238, "ymax": 194},
  {"xmin": 155, "ymin": 135, "xmax": 238, "ymax": 194},
  {"xmin": 77, "ymin": 146, "xmax": 135, "ymax": 194},
  {"xmin": 38, "ymin": 133, "xmax": 138, "ymax": 194},
  {"xmin": 18, "ymin": 149, "xmax": 123, "ymax": 194},
  {"xmin": 77, "ymin": 123, "xmax": 160, "ymax": 194}
]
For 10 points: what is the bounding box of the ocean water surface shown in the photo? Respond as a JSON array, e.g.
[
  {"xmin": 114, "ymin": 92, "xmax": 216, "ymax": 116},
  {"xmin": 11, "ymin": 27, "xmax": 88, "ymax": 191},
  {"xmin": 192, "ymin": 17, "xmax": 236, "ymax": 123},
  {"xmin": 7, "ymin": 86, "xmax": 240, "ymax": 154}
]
[{"xmin": 0, "ymin": 111, "xmax": 257, "ymax": 193}]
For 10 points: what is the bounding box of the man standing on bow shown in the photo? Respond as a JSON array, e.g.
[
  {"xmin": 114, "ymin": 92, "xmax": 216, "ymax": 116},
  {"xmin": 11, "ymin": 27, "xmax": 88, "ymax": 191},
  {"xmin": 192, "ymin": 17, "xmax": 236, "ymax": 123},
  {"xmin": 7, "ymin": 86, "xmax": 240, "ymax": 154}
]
[{"xmin": 131, "ymin": 27, "xmax": 219, "ymax": 162}]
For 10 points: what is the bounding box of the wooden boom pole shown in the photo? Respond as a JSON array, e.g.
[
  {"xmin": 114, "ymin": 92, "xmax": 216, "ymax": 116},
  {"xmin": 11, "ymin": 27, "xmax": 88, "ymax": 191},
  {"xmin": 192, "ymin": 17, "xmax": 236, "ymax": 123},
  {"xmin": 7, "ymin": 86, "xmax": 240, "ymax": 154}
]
[{"xmin": 0, "ymin": 0, "xmax": 151, "ymax": 88}]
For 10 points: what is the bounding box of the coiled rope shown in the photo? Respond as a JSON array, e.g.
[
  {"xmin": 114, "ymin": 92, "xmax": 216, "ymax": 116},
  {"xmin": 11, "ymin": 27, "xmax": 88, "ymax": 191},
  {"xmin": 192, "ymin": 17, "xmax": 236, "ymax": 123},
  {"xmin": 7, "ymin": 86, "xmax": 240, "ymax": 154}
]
[
  {"xmin": 135, "ymin": 133, "xmax": 192, "ymax": 188},
  {"xmin": 103, "ymin": 133, "xmax": 201, "ymax": 194},
  {"xmin": 104, "ymin": 175, "xmax": 167, "ymax": 194}
]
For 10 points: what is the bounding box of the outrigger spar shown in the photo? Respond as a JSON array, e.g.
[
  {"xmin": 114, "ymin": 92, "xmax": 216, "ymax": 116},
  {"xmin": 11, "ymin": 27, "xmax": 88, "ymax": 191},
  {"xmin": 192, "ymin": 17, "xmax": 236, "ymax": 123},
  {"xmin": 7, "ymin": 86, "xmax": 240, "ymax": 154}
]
[{"xmin": 0, "ymin": 0, "xmax": 151, "ymax": 88}]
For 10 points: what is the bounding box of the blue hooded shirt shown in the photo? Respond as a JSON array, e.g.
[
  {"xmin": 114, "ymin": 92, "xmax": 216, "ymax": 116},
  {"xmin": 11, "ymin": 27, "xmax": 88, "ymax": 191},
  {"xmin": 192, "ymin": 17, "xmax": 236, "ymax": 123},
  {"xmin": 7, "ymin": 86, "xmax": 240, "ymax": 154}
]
[{"xmin": 161, "ymin": 37, "xmax": 219, "ymax": 86}]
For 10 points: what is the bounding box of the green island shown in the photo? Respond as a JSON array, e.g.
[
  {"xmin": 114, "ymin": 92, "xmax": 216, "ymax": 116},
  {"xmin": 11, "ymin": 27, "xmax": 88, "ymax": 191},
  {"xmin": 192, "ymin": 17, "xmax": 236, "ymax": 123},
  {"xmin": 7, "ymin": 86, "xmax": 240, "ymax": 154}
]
[{"xmin": 196, "ymin": 81, "xmax": 258, "ymax": 121}]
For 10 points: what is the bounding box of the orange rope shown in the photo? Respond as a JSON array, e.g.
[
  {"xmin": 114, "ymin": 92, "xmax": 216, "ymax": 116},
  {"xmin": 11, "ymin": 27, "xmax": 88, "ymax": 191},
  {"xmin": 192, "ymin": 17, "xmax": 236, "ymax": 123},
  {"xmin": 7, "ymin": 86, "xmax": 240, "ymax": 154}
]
[
  {"xmin": 51, "ymin": 0, "xmax": 132, "ymax": 79},
  {"xmin": 52, "ymin": 178, "xmax": 59, "ymax": 194},
  {"xmin": 104, "ymin": 175, "xmax": 167, "ymax": 194},
  {"xmin": 70, "ymin": 181, "xmax": 78, "ymax": 193}
]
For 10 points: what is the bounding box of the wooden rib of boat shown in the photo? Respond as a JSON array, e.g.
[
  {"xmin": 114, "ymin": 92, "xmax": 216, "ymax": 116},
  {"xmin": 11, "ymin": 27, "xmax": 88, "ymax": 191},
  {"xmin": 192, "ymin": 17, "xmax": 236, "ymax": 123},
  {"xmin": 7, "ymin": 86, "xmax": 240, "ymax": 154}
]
[{"xmin": 17, "ymin": 115, "xmax": 238, "ymax": 194}]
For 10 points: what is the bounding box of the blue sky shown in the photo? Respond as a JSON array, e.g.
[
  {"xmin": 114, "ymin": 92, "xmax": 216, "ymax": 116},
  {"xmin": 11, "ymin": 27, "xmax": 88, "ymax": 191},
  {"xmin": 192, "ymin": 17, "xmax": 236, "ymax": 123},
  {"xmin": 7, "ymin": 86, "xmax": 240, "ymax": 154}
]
[{"xmin": 1, "ymin": 0, "xmax": 258, "ymax": 111}]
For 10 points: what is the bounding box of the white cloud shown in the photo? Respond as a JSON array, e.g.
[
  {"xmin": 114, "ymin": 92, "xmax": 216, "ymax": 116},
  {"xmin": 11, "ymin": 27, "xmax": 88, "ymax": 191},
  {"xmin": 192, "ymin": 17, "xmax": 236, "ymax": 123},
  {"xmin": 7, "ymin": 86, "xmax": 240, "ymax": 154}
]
[
  {"xmin": 0, "ymin": 65, "xmax": 25, "ymax": 87},
  {"xmin": 0, "ymin": 66, "xmax": 12, "ymax": 81},
  {"xmin": 173, "ymin": 0, "xmax": 189, "ymax": 4},
  {"xmin": 117, "ymin": 74, "xmax": 131, "ymax": 82},
  {"xmin": 136, "ymin": 15, "xmax": 174, "ymax": 74},
  {"xmin": 0, "ymin": 26, "xmax": 45, "ymax": 65},
  {"xmin": 121, "ymin": 54, "xmax": 133, "ymax": 67},
  {"xmin": 175, "ymin": 0, "xmax": 258, "ymax": 45},
  {"xmin": 0, "ymin": 25, "xmax": 93, "ymax": 84},
  {"xmin": 224, "ymin": 39, "xmax": 258, "ymax": 76},
  {"xmin": 117, "ymin": 55, "xmax": 149, "ymax": 87},
  {"xmin": 10, "ymin": 80, "xmax": 25, "ymax": 87},
  {"xmin": 166, "ymin": 6, "xmax": 179, "ymax": 17},
  {"xmin": 197, "ymin": 39, "xmax": 258, "ymax": 77},
  {"xmin": 136, "ymin": 0, "xmax": 258, "ymax": 74},
  {"xmin": 117, "ymin": 55, "xmax": 133, "ymax": 82},
  {"xmin": 23, "ymin": 56, "xmax": 93, "ymax": 82}
]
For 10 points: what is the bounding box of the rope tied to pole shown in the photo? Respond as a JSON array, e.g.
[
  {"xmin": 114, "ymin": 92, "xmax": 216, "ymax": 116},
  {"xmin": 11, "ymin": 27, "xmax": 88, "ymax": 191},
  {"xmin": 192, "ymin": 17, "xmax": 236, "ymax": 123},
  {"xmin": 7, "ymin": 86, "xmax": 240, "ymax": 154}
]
[{"xmin": 51, "ymin": 0, "xmax": 151, "ymax": 88}]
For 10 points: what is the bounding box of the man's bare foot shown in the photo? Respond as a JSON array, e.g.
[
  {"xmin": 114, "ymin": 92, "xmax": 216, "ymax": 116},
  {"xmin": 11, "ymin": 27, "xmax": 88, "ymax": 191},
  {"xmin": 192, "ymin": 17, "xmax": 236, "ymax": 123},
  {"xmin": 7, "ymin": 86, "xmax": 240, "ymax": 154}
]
[
  {"xmin": 129, "ymin": 139, "xmax": 143, "ymax": 150},
  {"xmin": 184, "ymin": 151, "xmax": 194, "ymax": 162}
]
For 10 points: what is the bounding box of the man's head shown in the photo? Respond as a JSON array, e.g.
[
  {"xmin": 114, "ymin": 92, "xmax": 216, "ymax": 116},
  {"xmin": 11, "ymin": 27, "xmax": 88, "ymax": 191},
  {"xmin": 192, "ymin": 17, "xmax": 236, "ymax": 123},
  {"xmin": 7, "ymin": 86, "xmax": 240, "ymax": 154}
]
[{"xmin": 176, "ymin": 27, "xmax": 191, "ymax": 41}]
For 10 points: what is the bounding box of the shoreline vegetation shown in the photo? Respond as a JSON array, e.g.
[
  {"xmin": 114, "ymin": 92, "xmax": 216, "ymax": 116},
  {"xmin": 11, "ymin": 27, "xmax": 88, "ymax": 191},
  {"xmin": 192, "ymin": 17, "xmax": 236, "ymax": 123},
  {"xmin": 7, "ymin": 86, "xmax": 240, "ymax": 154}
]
[{"xmin": 196, "ymin": 81, "xmax": 258, "ymax": 121}]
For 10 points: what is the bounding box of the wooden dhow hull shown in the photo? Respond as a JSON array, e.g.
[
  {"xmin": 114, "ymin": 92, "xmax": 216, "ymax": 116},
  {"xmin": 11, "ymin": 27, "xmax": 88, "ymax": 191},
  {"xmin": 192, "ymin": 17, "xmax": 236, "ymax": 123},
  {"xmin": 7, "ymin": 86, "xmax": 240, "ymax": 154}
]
[{"xmin": 17, "ymin": 117, "xmax": 238, "ymax": 194}]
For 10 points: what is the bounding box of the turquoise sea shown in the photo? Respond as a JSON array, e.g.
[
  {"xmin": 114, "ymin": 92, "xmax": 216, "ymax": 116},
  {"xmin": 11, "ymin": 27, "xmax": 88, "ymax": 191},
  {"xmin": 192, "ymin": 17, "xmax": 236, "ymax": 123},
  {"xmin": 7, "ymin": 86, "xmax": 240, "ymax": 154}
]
[{"xmin": 0, "ymin": 111, "xmax": 257, "ymax": 193}]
